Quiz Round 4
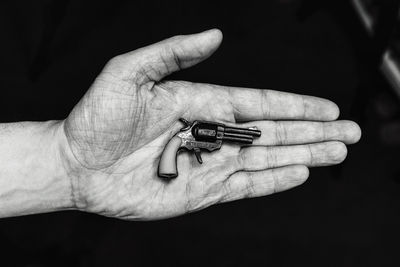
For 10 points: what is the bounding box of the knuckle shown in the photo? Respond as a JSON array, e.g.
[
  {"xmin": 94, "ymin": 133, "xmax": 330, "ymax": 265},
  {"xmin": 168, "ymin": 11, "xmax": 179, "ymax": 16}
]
[
  {"xmin": 301, "ymin": 95, "xmax": 308, "ymax": 118},
  {"xmin": 270, "ymin": 168, "xmax": 279, "ymax": 193},
  {"xmin": 275, "ymin": 121, "xmax": 288, "ymax": 145},
  {"xmin": 265, "ymin": 148, "xmax": 279, "ymax": 168},
  {"xmin": 244, "ymin": 172, "xmax": 256, "ymax": 198},
  {"xmin": 307, "ymin": 144, "xmax": 315, "ymax": 165},
  {"xmin": 260, "ymin": 89, "xmax": 271, "ymax": 118},
  {"xmin": 320, "ymin": 122, "xmax": 327, "ymax": 141}
]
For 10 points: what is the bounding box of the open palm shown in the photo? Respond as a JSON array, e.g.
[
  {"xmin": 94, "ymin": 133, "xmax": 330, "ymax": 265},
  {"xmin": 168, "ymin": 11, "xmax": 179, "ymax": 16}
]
[{"xmin": 62, "ymin": 29, "xmax": 361, "ymax": 220}]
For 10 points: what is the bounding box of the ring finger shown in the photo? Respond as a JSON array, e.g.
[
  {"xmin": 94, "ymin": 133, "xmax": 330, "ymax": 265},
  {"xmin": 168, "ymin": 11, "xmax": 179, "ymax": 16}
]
[{"xmin": 234, "ymin": 141, "xmax": 347, "ymax": 172}]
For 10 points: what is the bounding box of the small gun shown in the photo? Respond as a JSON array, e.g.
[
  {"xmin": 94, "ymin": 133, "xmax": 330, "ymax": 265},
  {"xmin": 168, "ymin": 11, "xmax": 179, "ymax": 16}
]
[{"xmin": 158, "ymin": 118, "xmax": 261, "ymax": 179}]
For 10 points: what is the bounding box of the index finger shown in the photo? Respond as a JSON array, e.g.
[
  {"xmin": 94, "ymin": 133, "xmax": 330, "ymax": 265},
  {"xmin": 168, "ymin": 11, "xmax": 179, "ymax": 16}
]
[{"xmin": 224, "ymin": 86, "xmax": 340, "ymax": 122}]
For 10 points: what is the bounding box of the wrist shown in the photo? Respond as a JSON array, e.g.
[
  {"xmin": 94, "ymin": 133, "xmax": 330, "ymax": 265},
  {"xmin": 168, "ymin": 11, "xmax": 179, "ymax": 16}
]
[
  {"xmin": 55, "ymin": 120, "xmax": 87, "ymax": 211},
  {"xmin": 0, "ymin": 121, "xmax": 76, "ymax": 217},
  {"xmin": 28, "ymin": 120, "xmax": 77, "ymax": 212}
]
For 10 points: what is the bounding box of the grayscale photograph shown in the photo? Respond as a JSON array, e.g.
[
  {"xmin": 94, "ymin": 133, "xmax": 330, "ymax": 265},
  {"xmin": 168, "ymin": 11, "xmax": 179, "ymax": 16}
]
[{"xmin": 0, "ymin": 1, "xmax": 398, "ymax": 266}]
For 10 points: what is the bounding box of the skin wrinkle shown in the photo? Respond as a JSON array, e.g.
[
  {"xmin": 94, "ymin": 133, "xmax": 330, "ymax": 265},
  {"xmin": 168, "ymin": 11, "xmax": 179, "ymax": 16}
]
[
  {"xmin": 184, "ymin": 179, "xmax": 193, "ymax": 213},
  {"xmin": 184, "ymin": 163, "xmax": 227, "ymax": 213},
  {"xmin": 244, "ymin": 172, "xmax": 256, "ymax": 198},
  {"xmin": 281, "ymin": 122, "xmax": 289, "ymax": 145},
  {"xmin": 235, "ymin": 174, "xmax": 252, "ymax": 199},
  {"xmin": 61, "ymin": 143, "xmax": 91, "ymax": 210},
  {"xmin": 146, "ymin": 62, "xmax": 164, "ymax": 82},
  {"xmin": 63, "ymin": 145, "xmax": 83, "ymax": 210},
  {"xmin": 151, "ymin": 181, "xmax": 164, "ymax": 204},
  {"xmin": 87, "ymin": 179, "xmax": 118, "ymax": 215},
  {"xmin": 227, "ymin": 87, "xmax": 239, "ymax": 121},
  {"xmin": 271, "ymin": 168, "xmax": 279, "ymax": 194},
  {"xmin": 275, "ymin": 121, "xmax": 287, "ymax": 146},
  {"xmin": 221, "ymin": 176, "xmax": 234, "ymax": 202},
  {"xmin": 128, "ymin": 58, "xmax": 148, "ymax": 83},
  {"xmin": 70, "ymin": 86, "xmax": 178, "ymax": 171},
  {"xmin": 187, "ymin": 187, "xmax": 220, "ymax": 214},
  {"xmin": 321, "ymin": 122, "xmax": 327, "ymax": 142},
  {"xmin": 301, "ymin": 95, "xmax": 307, "ymax": 119},
  {"xmin": 228, "ymin": 88, "xmax": 249, "ymax": 122},
  {"xmin": 126, "ymin": 86, "xmax": 142, "ymax": 150},
  {"xmin": 65, "ymin": 130, "xmax": 122, "ymax": 173},
  {"xmin": 91, "ymin": 90, "xmax": 102, "ymax": 163},
  {"xmin": 273, "ymin": 148, "xmax": 280, "ymax": 168},
  {"xmin": 169, "ymin": 46, "xmax": 182, "ymax": 72},
  {"xmin": 99, "ymin": 71, "xmax": 126, "ymax": 86},
  {"xmin": 96, "ymin": 76, "xmax": 135, "ymax": 97},
  {"xmin": 64, "ymin": 123, "xmax": 90, "ymax": 171},
  {"xmin": 307, "ymin": 144, "xmax": 315, "ymax": 166},
  {"xmin": 160, "ymin": 52, "xmax": 172, "ymax": 74},
  {"xmin": 69, "ymin": 73, "xmax": 180, "ymax": 170},
  {"xmin": 224, "ymin": 154, "xmax": 240, "ymax": 175},
  {"xmin": 266, "ymin": 147, "xmax": 278, "ymax": 169},
  {"xmin": 237, "ymin": 148, "xmax": 247, "ymax": 170},
  {"xmin": 261, "ymin": 89, "xmax": 270, "ymax": 119},
  {"xmin": 134, "ymin": 93, "xmax": 147, "ymax": 148},
  {"xmin": 133, "ymin": 65, "xmax": 154, "ymax": 86}
]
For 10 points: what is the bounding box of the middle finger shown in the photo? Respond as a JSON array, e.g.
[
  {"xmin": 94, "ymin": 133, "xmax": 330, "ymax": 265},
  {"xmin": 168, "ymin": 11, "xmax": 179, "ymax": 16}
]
[{"xmin": 227, "ymin": 120, "xmax": 361, "ymax": 146}]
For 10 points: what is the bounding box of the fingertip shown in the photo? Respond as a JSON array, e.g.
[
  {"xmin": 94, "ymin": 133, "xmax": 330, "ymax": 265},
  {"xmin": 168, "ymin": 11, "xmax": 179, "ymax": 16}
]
[
  {"xmin": 335, "ymin": 120, "xmax": 362, "ymax": 144},
  {"xmin": 212, "ymin": 28, "xmax": 224, "ymax": 42},
  {"xmin": 325, "ymin": 100, "xmax": 340, "ymax": 121},
  {"xmin": 327, "ymin": 141, "xmax": 348, "ymax": 164},
  {"xmin": 278, "ymin": 165, "xmax": 309, "ymax": 192},
  {"xmin": 297, "ymin": 165, "xmax": 310, "ymax": 181},
  {"xmin": 178, "ymin": 28, "xmax": 223, "ymax": 63},
  {"xmin": 324, "ymin": 120, "xmax": 362, "ymax": 145},
  {"xmin": 304, "ymin": 96, "xmax": 340, "ymax": 121},
  {"xmin": 200, "ymin": 28, "xmax": 223, "ymax": 48},
  {"xmin": 289, "ymin": 165, "xmax": 309, "ymax": 185},
  {"xmin": 347, "ymin": 120, "xmax": 362, "ymax": 144},
  {"xmin": 202, "ymin": 28, "xmax": 223, "ymax": 36}
]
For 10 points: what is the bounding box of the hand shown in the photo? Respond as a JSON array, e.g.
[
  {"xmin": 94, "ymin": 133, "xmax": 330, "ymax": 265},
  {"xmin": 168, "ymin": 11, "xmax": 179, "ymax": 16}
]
[{"xmin": 61, "ymin": 29, "xmax": 361, "ymax": 220}]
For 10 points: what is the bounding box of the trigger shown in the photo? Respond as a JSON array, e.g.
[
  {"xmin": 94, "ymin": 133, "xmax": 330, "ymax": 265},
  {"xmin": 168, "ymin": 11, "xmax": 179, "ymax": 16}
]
[{"xmin": 194, "ymin": 148, "xmax": 203, "ymax": 164}]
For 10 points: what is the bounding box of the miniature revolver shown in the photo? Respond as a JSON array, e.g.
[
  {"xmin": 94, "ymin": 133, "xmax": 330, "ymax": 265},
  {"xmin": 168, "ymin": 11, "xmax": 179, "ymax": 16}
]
[{"xmin": 158, "ymin": 118, "xmax": 261, "ymax": 179}]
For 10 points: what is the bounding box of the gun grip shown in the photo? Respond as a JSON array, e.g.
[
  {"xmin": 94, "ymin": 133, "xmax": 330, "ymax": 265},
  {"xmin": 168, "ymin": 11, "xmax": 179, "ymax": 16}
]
[{"xmin": 158, "ymin": 136, "xmax": 182, "ymax": 179}]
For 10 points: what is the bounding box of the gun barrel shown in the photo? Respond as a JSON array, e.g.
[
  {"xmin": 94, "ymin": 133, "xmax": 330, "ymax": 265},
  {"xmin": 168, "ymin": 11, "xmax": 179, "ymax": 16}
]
[
  {"xmin": 224, "ymin": 132, "xmax": 255, "ymax": 139},
  {"xmin": 224, "ymin": 126, "xmax": 261, "ymax": 137},
  {"xmin": 222, "ymin": 135, "xmax": 253, "ymax": 144}
]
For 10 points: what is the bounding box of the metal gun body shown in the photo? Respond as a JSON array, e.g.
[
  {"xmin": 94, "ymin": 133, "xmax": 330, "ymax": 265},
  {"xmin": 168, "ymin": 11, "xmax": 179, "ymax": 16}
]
[{"xmin": 158, "ymin": 119, "xmax": 261, "ymax": 179}]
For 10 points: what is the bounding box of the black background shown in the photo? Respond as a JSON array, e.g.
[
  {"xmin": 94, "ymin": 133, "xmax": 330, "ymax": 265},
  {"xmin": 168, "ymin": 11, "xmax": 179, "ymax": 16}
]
[{"xmin": 1, "ymin": 1, "xmax": 400, "ymax": 266}]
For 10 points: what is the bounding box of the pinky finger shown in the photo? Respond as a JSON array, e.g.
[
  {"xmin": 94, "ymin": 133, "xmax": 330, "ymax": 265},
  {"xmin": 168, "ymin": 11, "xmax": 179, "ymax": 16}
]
[{"xmin": 221, "ymin": 165, "xmax": 309, "ymax": 203}]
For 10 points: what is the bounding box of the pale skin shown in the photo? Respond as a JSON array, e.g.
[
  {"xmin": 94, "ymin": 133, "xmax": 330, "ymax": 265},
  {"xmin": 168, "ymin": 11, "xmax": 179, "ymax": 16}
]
[{"xmin": 0, "ymin": 29, "xmax": 361, "ymax": 220}]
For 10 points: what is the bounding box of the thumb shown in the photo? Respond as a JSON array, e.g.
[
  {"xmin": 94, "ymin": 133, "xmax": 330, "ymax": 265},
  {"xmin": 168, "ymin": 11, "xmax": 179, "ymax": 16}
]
[{"xmin": 116, "ymin": 29, "xmax": 223, "ymax": 82}]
